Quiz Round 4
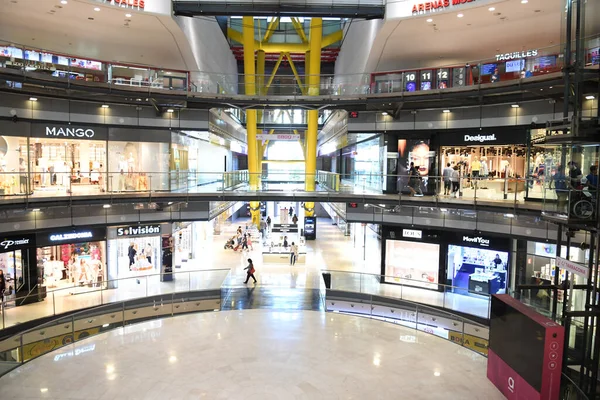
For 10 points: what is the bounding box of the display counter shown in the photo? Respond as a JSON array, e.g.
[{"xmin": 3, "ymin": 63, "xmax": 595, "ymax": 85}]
[
  {"xmin": 262, "ymin": 234, "xmax": 306, "ymax": 264},
  {"xmin": 468, "ymin": 272, "xmax": 504, "ymax": 295}
]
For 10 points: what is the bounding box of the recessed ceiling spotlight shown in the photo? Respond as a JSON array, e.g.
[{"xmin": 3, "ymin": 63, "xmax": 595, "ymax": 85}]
[
  {"xmin": 426, "ymin": 18, "xmax": 433, "ymax": 22},
  {"xmin": 488, "ymin": 7, "xmax": 495, "ymax": 11},
  {"xmin": 586, "ymin": 95, "xmax": 595, "ymax": 100},
  {"xmin": 103, "ymin": 204, "xmax": 111, "ymax": 209},
  {"xmin": 29, "ymin": 97, "xmax": 38, "ymax": 101},
  {"xmin": 457, "ymin": 13, "xmax": 464, "ymax": 18},
  {"xmin": 167, "ymin": 109, "xmax": 174, "ymax": 113},
  {"xmin": 61, "ymin": 0, "xmax": 67, "ymax": 3},
  {"xmin": 511, "ymin": 104, "xmax": 520, "ymax": 108},
  {"xmin": 93, "ymin": 6, "xmax": 100, "ymax": 11},
  {"xmin": 442, "ymin": 109, "xmax": 450, "ymax": 113},
  {"xmin": 125, "ymin": 13, "xmax": 132, "ymax": 17},
  {"xmin": 521, "ymin": 0, "xmax": 528, "ymax": 3},
  {"xmin": 382, "ymin": 112, "xmax": 388, "ymax": 116},
  {"xmin": 101, "ymin": 104, "xmax": 109, "ymax": 108}
]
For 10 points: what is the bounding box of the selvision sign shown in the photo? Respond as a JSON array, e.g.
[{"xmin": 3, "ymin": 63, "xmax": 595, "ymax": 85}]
[{"xmin": 117, "ymin": 224, "xmax": 162, "ymax": 237}]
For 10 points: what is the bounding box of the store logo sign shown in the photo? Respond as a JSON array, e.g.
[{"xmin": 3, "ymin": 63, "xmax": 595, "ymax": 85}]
[
  {"xmin": 100, "ymin": 0, "xmax": 145, "ymax": 10},
  {"xmin": 462, "ymin": 236, "xmax": 490, "ymax": 247},
  {"xmin": 117, "ymin": 225, "xmax": 161, "ymax": 236},
  {"xmin": 50, "ymin": 232, "xmax": 93, "ymax": 242},
  {"xmin": 495, "ymin": 49, "xmax": 538, "ymax": 61},
  {"xmin": 0, "ymin": 238, "xmax": 29, "ymax": 250},
  {"xmin": 46, "ymin": 127, "xmax": 95, "ymax": 138},
  {"xmin": 412, "ymin": 0, "xmax": 475, "ymax": 15},
  {"xmin": 464, "ymin": 134, "xmax": 496, "ymax": 143},
  {"xmin": 402, "ymin": 229, "xmax": 422, "ymax": 239}
]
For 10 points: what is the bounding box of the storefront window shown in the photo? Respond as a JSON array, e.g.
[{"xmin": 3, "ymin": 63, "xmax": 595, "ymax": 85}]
[
  {"xmin": 384, "ymin": 239, "xmax": 440, "ymax": 289},
  {"xmin": 38, "ymin": 241, "xmax": 106, "ymax": 289},
  {"xmin": 108, "ymin": 141, "xmax": 169, "ymax": 192},
  {"xmin": 447, "ymin": 244, "xmax": 509, "ymax": 295},
  {"xmin": 0, "ymin": 135, "xmax": 29, "ymax": 195},
  {"xmin": 28, "ymin": 137, "xmax": 106, "ymax": 195}
]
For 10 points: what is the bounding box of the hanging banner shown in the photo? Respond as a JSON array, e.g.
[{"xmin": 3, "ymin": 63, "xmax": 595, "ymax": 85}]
[
  {"xmin": 256, "ymin": 133, "xmax": 300, "ymax": 143},
  {"xmin": 556, "ymin": 257, "xmax": 589, "ymax": 278}
]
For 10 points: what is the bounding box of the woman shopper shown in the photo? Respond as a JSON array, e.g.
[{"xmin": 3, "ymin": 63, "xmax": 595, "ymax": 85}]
[
  {"xmin": 244, "ymin": 259, "xmax": 257, "ymax": 284},
  {"xmin": 290, "ymin": 242, "xmax": 299, "ymax": 266},
  {"xmin": 0, "ymin": 269, "xmax": 6, "ymax": 307},
  {"xmin": 247, "ymin": 234, "xmax": 254, "ymax": 251}
]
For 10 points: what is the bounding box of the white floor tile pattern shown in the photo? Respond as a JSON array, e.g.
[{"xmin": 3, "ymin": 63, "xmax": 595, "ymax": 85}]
[{"xmin": 0, "ymin": 310, "xmax": 503, "ymax": 400}]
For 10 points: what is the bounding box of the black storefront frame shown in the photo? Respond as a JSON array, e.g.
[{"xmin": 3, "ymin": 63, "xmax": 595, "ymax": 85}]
[
  {"xmin": 0, "ymin": 233, "xmax": 37, "ymax": 306},
  {"xmin": 381, "ymin": 226, "xmax": 512, "ymax": 296}
]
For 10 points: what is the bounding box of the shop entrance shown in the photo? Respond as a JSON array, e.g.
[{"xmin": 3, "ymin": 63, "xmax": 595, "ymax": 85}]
[{"xmin": 112, "ymin": 236, "xmax": 161, "ymax": 279}]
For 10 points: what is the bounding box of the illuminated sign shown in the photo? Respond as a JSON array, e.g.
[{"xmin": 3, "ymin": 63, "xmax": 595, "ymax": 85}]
[
  {"xmin": 556, "ymin": 256, "xmax": 588, "ymax": 278},
  {"xmin": 101, "ymin": 0, "xmax": 145, "ymax": 9},
  {"xmin": 1, "ymin": 238, "xmax": 30, "ymax": 250},
  {"xmin": 402, "ymin": 229, "xmax": 422, "ymax": 239},
  {"xmin": 462, "ymin": 235, "xmax": 490, "ymax": 247},
  {"xmin": 495, "ymin": 49, "xmax": 539, "ymax": 61},
  {"xmin": 46, "ymin": 126, "xmax": 95, "ymax": 138},
  {"xmin": 412, "ymin": 0, "xmax": 476, "ymax": 15},
  {"xmin": 50, "ymin": 232, "xmax": 93, "ymax": 242},
  {"xmin": 464, "ymin": 134, "xmax": 496, "ymax": 143},
  {"xmin": 117, "ymin": 224, "xmax": 161, "ymax": 237},
  {"xmin": 256, "ymin": 133, "xmax": 300, "ymax": 142}
]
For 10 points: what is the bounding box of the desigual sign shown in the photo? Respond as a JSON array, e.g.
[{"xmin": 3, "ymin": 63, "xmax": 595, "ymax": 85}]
[
  {"xmin": 46, "ymin": 126, "xmax": 95, "ymax": 138},
  {"xmin": 462, "ymin": 236, "xmax": 490, "ymax": 247},
  {"xmin": 117, "ymin": 225, "xmax": 161, "ymax": 237},
  {"xmin": 495, "ymin": 49, "xmax": 538, "ymax": 61},
  {"xmin": 464, "ymin": 134, "xmax": 496, "ymax": 143}
]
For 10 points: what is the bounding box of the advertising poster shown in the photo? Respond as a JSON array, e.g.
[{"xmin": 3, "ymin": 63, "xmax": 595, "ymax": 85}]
[
  {"xmin": 385, "ymin": 239, "xmax": 440, "ymax": 288},
  {"xmin": 397, "ymin": 139, "xmax": 436, "ymax": 195}
]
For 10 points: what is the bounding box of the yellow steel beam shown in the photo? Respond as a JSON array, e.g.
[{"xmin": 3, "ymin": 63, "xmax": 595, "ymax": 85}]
[
  {"xmin": 284, "ymin": 52, "xmax": 305, "ymax": 95},
  {"xmin": 291, "ymin": 18, "xmax": 308, "ymax": 44},
  {"xmin": 256, "ymin": 49, "xmax": 266, "ymax": 172},
  {"xmin": 242, "ymin": 16, "xmax": 259, "ymax": 205},
  {"xmin": 266, "ymin": 52, "xmax": 284, "ymax": 90},
  {"xmin": 307, "ymin": 18, "xmax": 322, "ymax": 96},
  {"xmin": 259, "ymin": 42, "xmax": 309, "ymax": 53},
  {"xmin": 263, "ymin": 17, "xmax": 279, "ymax": 43},
  {"xmin": 321, "ymin": 30, "xmax": 343, "ymax": 48},
  {"xmin": 227, "ymin": 27, "xmax": 244, "ymax": 45},
  {"xmin": 305, "ymin": 50, "xmax": 310, "ymax": 82},
  {"xmin": 263, "ymin": 128, "xmax": 275, "ymax": 150}
]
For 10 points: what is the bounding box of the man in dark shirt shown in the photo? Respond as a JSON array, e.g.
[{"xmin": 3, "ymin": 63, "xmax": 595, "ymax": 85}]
[{"xmin": 568, "ymin": 161, "xmax": 583, "ymax": 189}]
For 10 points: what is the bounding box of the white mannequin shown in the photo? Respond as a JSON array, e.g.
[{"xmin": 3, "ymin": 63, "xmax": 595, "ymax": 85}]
[{"xmin": 118, "ymin": 155, "xmax": 127, "ymax": 191}]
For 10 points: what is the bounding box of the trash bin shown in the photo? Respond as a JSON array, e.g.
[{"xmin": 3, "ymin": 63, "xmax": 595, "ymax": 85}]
[{"xmin": 322, "ymin": 272, "xmax": 331, "ymax": 289}]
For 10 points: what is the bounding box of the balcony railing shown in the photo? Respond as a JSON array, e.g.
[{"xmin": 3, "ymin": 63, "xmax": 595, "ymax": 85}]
[{"xmin": 2, "ymin": 35, "xmax": 598, "ymax": 99}]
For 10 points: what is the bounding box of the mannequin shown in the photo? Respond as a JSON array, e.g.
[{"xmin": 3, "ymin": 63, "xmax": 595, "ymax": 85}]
[
  {"xmin": 19, "ymin": 158, "xmax": 27, "ymax": 193},
  {"xmin": 118, "ymin": 155, "xmax": 128, "ymax": 191},
  {"xmin": 480, "ymin": 157, "xmax": 489, "ymax": 177}
]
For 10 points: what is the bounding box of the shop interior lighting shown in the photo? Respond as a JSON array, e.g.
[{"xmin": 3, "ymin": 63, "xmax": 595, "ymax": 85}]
[
  {"xmin": 457, "ymin": 13, "xmax": 464, "ymax": 18},
  {"xmin": 442, "ymin": 109, "xmax": 450, "ymax": 113},
  {"xmin": 381, "ymin": 112, "xmax": 388, "ymax": 116},
  {"xmin": 585, "ymin": 95, "xmax": 595, "ymax": 100},
  {"xmin": 102, "ymin": 323, "xmax": 110, "ymax": 328},
  {"xmin": 31, "ymin": 208, "xmax": 40, "ymax": 212},
  {"xmin": 504, "ymin": 213, "xmax": 515, "ymax": 218},
  {"xmin": 103, "ymin": 204, "xmax": 111, "ymax": 209},
  {"xmin": 93, "ymin": 7, "xmax": 100, "ymax": 11},
  {"xmin": 29, "ymin": 97, "xmax": 37, "ymax": 101},
  {"xmin": 101, "ymin": 104, "xmax": 109, "ymax": 108},
  {"xmin": 511, "ymin": 104, "xmax": 519, "ymax": 108},
  {"xmin": 426, "ymin": 18, "xmax": 433, "ymax": 22},
  {"xmin": 167, "ymin": 109, "xmax": 174, "ymax": 113},
  {"xmin": 488, "ymin": 7, "xmax": 495, "ymax": 11}
]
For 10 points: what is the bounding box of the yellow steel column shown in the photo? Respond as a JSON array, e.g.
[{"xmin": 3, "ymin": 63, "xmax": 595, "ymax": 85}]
[
  {"xmin": 256, "ymin": 50, "xmax": 266, "ymax": 175},
  {"xmin": 304, "ymin": 18, "xmax": 322, "ymax": 217},
  {"xmin": 243, "ymin": 16, "xmax": 261, "ymax": 227}
]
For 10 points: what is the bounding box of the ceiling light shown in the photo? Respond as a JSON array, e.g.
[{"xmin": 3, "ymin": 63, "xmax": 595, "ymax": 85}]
[
  {"xmin": 29, "ymin": 97, "xmax": 37, "ymax": 101},
  {"xmin": 504, "ymin": 213, "xmax": 515, "ymax": 218},
  {"xmin": 103, "ymin": 204, "xmax": 111, "ymax": 209},
  {"xmin": 585, "ymin": 95, "xmax": 595, "ymax": 100},
  {"xmin": 457, "ymin": 13, "xmax": 464, "ymax": 18},
  {"xmin": 40, "ymin": 388, "xmax": 49, "ymax": 393},
  {"xmin": 136, "ymin": 98, "xmax": 142, "ymax": 101},
  {"xmin": 488, "ymin": 7, "xmax": 495, "ymax": 11},
  {"xmin": 125, "ymin": 13, "xmax": 132, "ymax": 18},
  {"xmin": 105, "ymin": 365, "xmax": 115, "ymax": 374},
  {"xmin": 434, "ymin": 371, "xmax": 441, "ymax": 377},
  {"xmin": 382, "ymin": 112, "xmax": 388, "ymax": 116},
  {"xmin": 102, "ymin": 323, "xmax": 110, "ymax": 328},
  {"xmin": 101, "ymin": 104, "xmax": 109, "ymax": 108},
  {"xmin": 521, "ymin": 0, "xmax": 528, "ymax": 3},
  {"xmin": 60, "ymin": 0, "xmax": 67, "ymax": 3},
  {"xmin": 167, "ymin": 109, "xmax": 174, "ymax": 113},
  {"xmin": 442, "ymin": 109, "xmax": 450, "ymax": 113},
  {"xmin": 32, "ymin": 208, "xmax": 40, "ymax": 212},
  {"xmin": 511, "ymin": 104, "xmax": 519, "ymax": 108},
  {"xmin": 94, "ymin": 7, "xmax": 100, "ymax": 11},
  {"xmin": 169, "ymin": 355, "xmax": 178, "ymax": 363},
  {"xmin": 426, "ymin": 18, "xmax": 433, "ymax": 22}
]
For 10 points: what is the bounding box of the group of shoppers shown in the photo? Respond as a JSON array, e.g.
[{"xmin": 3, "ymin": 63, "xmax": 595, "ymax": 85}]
[
  {"xmin": 551, "ymin": 162, "xmax": 597, "ymax": 212},
  {"xmin": 442, "ymin": 163, "xmax": 461, "ymax": 197}
]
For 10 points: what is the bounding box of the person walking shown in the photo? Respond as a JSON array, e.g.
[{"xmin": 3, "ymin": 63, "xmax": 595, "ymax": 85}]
[
  {"xmin": 247, "ymin": 234, "xmax": 254, "ymax": 251},
  {"xmin": 128, "ymin": 242, "xmax": 136, "ymax": 269},
  {"xmin": 442, "ymin": 163, "xmax": 453, "ymax": 196},
  {"xmin": 289, "ymin": 206, "xmax": 294, "ymax": 217},
  {"xmin": 290, "ymin": 242, "xmax": 299, "ymax": 266},
  {"xmin": 0, "ymin": 269, "xmax": 6, "ymax": 308},
  {"xmin": 451, "ymin": 166, "xmax": 460, "ymax": 197},
  {"xmin": 292, "ymin": 214, "xmax": 298, "ymax": 225},
  {"xmin": 266, "ymin": 216, "xmax": 272, "ymax": 232},
  {"xmin": 408, "ymin": 162, "xmax": 422, "ymax": 196},
  {"xmin": 241, "ymin": 234, "xmax": 249, "ymax": 251},
  {"xmin": 244, "ymin": 259, "xmax": 257, "ymax": 284},
  {"xmin": 259, "ymin": 218, "xmax": 267, "ymax": 239}
]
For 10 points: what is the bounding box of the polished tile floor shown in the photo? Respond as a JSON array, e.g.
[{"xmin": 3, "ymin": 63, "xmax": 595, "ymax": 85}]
[
  {"xmin": 0, "ymin": 217, "xmax": 490, "ymax": 329},
  {"xmin": 0, "ymin": 310, "xmax": 503, "ymax": 400}
]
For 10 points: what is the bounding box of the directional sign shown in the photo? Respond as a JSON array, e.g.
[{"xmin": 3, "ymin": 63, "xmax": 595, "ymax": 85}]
[{"xmin": 256, "ymin": 133, "xmax": 300, "ymax": 142}]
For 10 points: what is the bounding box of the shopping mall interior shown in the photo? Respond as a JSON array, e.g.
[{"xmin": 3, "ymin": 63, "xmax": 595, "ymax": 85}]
[{"xmin": 0, "ymin": 0, "xmax": 598, "ymax": 398}]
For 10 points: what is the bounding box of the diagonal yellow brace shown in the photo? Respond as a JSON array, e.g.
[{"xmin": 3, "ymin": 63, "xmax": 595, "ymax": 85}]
[
  {"xmin": 263, "ymin": 128, "xmax": 276, "ymax": 151},
  {"xmin": 321, "ymin": 30, "xmax": 343, "ymax": 48},
  {"xmin": 284, "ymin": 52, "xmax": 306, "ymax": 95},
  {"xmin": 266, "ymin": 53, "xmax": 284, "ymax": 90},
  {"xmin": 291, "ymin": 18, "xmax": 308, "ymax": 44},
  {"xmin": 262, "ymin": 17, "xmax": 279, "ymax": 43}
]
